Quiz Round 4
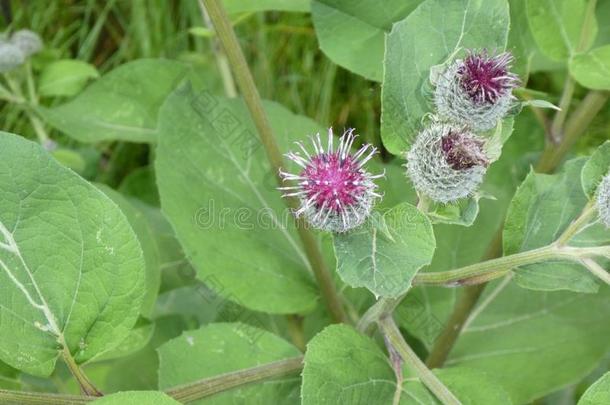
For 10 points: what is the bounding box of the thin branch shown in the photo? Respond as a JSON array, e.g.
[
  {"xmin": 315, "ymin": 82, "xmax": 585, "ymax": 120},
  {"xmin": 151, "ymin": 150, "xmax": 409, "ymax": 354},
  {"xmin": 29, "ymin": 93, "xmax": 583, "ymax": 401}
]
[
  {"xmin": 201, "ymin": 0, "xmax": 347, "ymax": 323},
  {"xmin": 582, "ymin": 258, "xmax": 610, "ymax": 286},
  {"xmin": 0, "ymin": 357, "xmax": 304, "ymax": 405},
  {"xmin": 166, "ymin": 357, "xmax": 303, "ymax": 403},
  {"xmin": 378, "ymin": 316, "xmax": 460, "ymax": 405}
]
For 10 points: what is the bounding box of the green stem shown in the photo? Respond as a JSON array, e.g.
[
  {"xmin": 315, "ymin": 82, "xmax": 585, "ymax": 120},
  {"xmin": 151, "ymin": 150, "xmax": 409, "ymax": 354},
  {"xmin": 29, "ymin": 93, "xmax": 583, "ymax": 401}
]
[
  {"xmin": 378, "ymin": 316, "xmax": 460, "ymax": 405},
  {"xmin": 357, "ymin": 296, "xmax": 400, "ymax": 334},
  {"xmin": 286, "ymin": 315, "xmax": 306, "ymax": 352},
  {"xmin": 3, "ymin": 72, "xmax": 50, "ymax": 143},
  {"xmin": 202, "ymin": 0, "xmax": 347, "ymax": 323},
  {"xmin": 581, "ymin": 258, "xmax": 610, "ymax": 286},
  {"xmin": 166, "ymin": 357, "xmax": 303, "ymax": 403},
  {"xmin": 61, "ymin": 347, "xmax": 102, "ymax": 397},
  {"xmin": 536, "ymin": 91, "xmax": 609, "ymax": 173},
  {"xmin": 0, "ymin": 357, "xmax": 304, "ymax": 404},
  {"xmin": 0, "ymin": 390, "xmax": 90, "ymax": 405},
  {"xmin": 549, "ymin": 76, "xmax": 574, "ymax": 142},
  {"xmin": 197, "ymin": 0, "xmax": 238, "ymax": 98},
  {"xmin": 413, "ymin": 246, "xmax": 562, "ymax": 286},
  {"xmin": 555, "ymin": 200, "xmax": 597, "ymax": 246}
]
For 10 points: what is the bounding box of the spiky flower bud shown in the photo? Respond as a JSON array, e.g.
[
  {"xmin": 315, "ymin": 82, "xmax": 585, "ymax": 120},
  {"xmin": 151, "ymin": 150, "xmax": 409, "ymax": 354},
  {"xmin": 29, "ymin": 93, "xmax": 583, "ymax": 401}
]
[
  {"xmin": 0, "ymin": 41, "xmax": 25, "ymax": 73},
  {"xmin": 279, "ymin": 128, "xmax": 383, "ymax": 233},
  {"xmin": 434, "ymin": 50, "xmax": 519, "ymax": 132},
  {"xmin": 597, "ymin": 174, "xmax": 610, "ymax": 228},
  {"xmin": 10, "ymin": 29, "xmax": 43, "ymax": 57},
  {"xmin": 406, "ymin": 122, "xmax": 489, "ymax": 203}
]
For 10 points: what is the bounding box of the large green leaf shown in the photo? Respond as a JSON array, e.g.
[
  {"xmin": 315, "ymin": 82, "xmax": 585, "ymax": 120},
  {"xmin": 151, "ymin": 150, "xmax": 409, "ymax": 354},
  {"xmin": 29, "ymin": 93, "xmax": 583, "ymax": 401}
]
[
  {"xmin": 333, "ymin": 203, "xmax": 435, "ymax": 298},
  {"xmin": 91, "ymin": 391, "xmax": 181, "ymax": 405},
  {"xmin": 0, "ymin": 132, "xmax": 145, "ymax": 376},
  {"xmin": 301, "ymin": 324, "xmax": 512, "ymax": 404},
  {"xmin": 311, "ymin": 0, "xmax": 421, "ymax": 81},
  {"xmin": 570, "ymin": 45, "xmax": 610, "ymax": 90},
  {"xmin": 380, "ymin": 0, "xmax": 510, "ymax": 154},
  {"xmin": 578, "ymin": 372, "xmax": 610, "ymax": 405},
  {"xmin": 97, "ymin": 184, "xmax": 161, "ymax": 318},
  {"xmin": 158, "ymin": 322, "xmax": 301, "ymax": 404},
  {"xmin": 155, "ymin": 86, "xmax": 318, "ymax": 314},
  {"xmin": 38, "ymin": 59, "xmax": 202, "ymax": 143},
  {"xmin": 38, "ymin": 59, "xmax": 99, "ymax": 98},
  {"xmin": 526, "ymin": 0, "xmax": 598, "ymax": 62},
  {"xmin": 503, "ymin": 159, "xmax": 605, "ymax": 292},
  {"xmin": 449, "ymin": 283, "xmax": 610, "ymax": 403}
]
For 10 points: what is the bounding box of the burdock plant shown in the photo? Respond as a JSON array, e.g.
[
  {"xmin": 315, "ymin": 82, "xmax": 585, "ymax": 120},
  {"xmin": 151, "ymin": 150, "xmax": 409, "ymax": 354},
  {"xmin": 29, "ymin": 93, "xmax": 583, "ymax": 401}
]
[
  {"xmin": 434, "ymin": 50, "xmax": 519, "ymax": 131},
  {"xmin": 279, "ymin": 128, "xmax": 383, "ymax": 233}
]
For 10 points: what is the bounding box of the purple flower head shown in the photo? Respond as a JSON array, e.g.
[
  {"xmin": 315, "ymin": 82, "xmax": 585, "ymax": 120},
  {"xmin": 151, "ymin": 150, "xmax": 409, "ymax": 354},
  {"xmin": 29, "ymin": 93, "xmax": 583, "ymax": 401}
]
[
  {"xmin": 434, "ymin": 50, "xmax": 520, "ymax": 132},
  {"xmin": 458, "ymin": 50, "xmax": 519, "ymax": 105},
  {"xmin": 279, "ymin": 128, "xmax": 383, "ymax": 233}
]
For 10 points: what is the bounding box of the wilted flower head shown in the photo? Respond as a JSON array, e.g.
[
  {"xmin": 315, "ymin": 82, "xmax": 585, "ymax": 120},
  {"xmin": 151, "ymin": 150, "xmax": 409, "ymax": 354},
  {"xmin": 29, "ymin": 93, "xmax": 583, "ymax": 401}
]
[
  {"xmin": 596, "ymin": 174, "xmax": 610, "ymax": 228},
  {"xmin": 10, "ymin": 29, "xmax": 42, "ymax": 57},
  {"xmin": 0, "ymin": 41, "xmax": 25, "ymax": 73},
  {"xmin": 434, "ymin": 50, "xmax": 519, "ymax": 131},
  {"xmin": 406, "ymin": 122, "xmax": 489, "ymax": 203},
  {"xmin": 279, "ymin": 128, "xmax": 383, "ymax": 233}
]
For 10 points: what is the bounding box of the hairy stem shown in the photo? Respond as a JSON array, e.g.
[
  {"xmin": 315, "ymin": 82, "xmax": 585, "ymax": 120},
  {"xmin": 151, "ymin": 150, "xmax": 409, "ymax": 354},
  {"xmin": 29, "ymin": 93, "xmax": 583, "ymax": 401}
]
[
  {"xmin": 0, "ymin": 390, "xmax": 90, "ymax": 405},
  {"xmin": 536, "ymin": 91, "xmax": 609, "ymax": 173},
  {"xmin": 0, "ymin": 357, "xmax": 304, "ymax": 404},
  {"xmin": 582, "ymin": 258, "xmax": 610, "ymax": 286},
  {"xmin": 61, "ymin": 347, "xmax": 102, "ymax": 397},
  {"xmin": 378, "ymin": 316, "xmax": 460, "ymax": 405},
  {"xmin": 201, "ymin": 0, "xmax": 347, "ymax": 323},
  {"xmin": 166, "ymin": 357, "xmax": 303, "ymax": 403},
  {"xmin": 197, "ymin": 0, "xmax": 237, "ymax": 98}
]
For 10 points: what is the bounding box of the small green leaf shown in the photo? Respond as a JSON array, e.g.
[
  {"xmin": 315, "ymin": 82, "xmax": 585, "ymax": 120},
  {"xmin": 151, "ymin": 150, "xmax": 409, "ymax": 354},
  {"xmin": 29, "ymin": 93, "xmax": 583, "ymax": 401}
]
[
  {"xmin": 38, "ymin": 59, "xmax": 99, "ymax": 98},
  {"xmin": 91, "ymin": 391, "xmax": 181, "ymax": 405},
  {"xmin": 381, "ymin": 0, "xmax": 510, "ymax": 154},
  {"xmin": 38, "ymin": 59, "xmax": 203, "ymax": 143},
  {"xmin": 484, "ymin": 117, "xmax": 515, "ymax": 164},
  {"xmin": 521, "ymin": 99, "xmax": 561, "ymax": 110},
  {"xmin": 158, "ymin": 323, "xmax": 301, "ymax": 404},
  {"xmin": 0, "ymin": 132, "xmax": 145, "ymax": 376},
  {"xmin": 525, "ymin": 0, "xmax": 598, "ymax": 62},
  {"xmin": 155, "ymin": 87, "xmax": 318, "ymax": 314},
  {"xmin": 578, "ymin": 372, "xmax": 610, "ymax": 405},
  {"xmin": 570, "ymin": 45, "xmax": 610, "ymax": 90},
  {"xmin": 333, "ymin": 203, "xmax": 435, "ymax": 298},
  {"xmin": 426, "ymin": 197, "xmax": 481, "ymax": 227},
  {"xmin": 581, "ymin": 141, "xmax": 610, "ymax": 198},
  {"xmin": 311, "ymin": 0, "xmax": 421, "ymax": 81}
]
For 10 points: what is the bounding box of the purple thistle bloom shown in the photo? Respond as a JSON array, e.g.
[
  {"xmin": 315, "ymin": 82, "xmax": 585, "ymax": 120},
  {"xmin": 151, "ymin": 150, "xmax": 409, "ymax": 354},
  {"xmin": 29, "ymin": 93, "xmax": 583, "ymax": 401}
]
[
  {"xmin": 434, "ymin": 50, "xmax": 519, "ymax": 132},
  {"xmin": 458, "ymin": 50, "xmax": 519, "ymax": 105},
  {"xmin": 279, "ymin": 128, "xmax": 383, "ymax": 233}
]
